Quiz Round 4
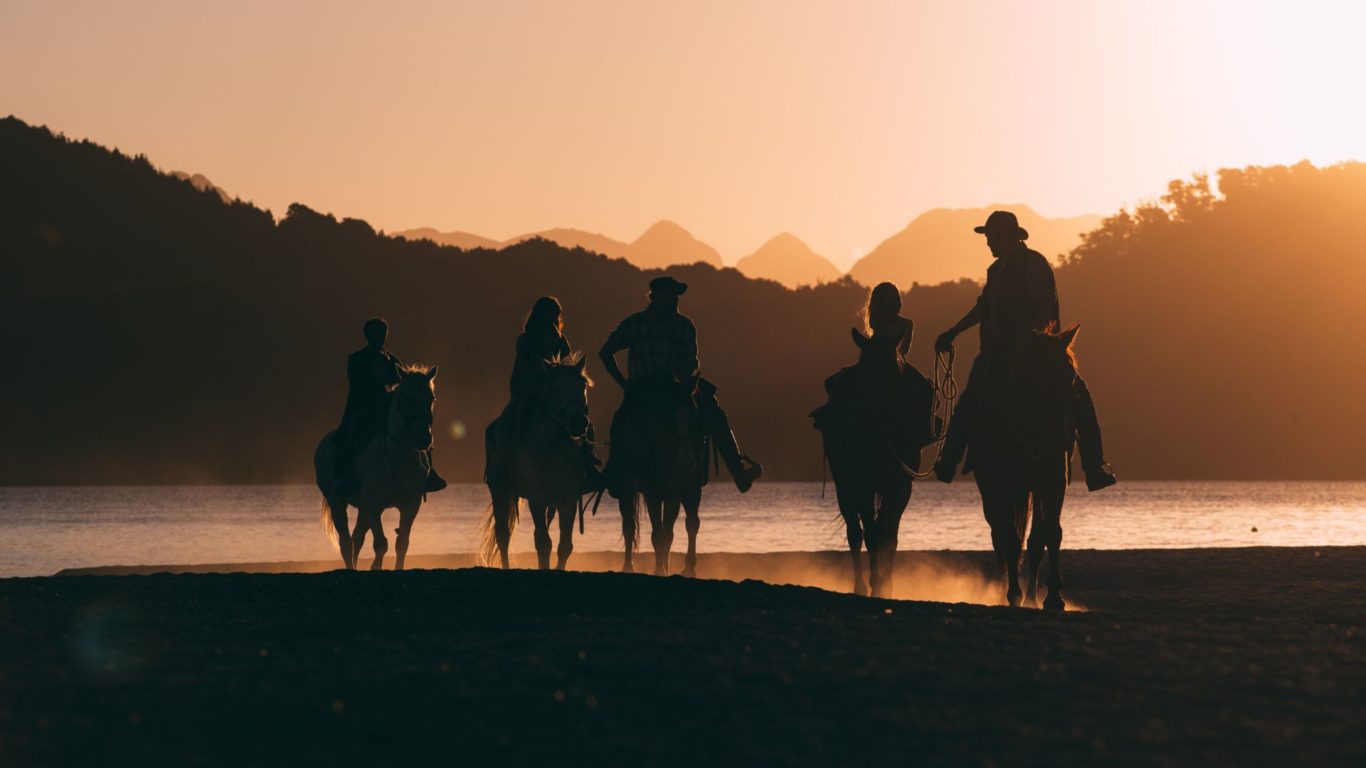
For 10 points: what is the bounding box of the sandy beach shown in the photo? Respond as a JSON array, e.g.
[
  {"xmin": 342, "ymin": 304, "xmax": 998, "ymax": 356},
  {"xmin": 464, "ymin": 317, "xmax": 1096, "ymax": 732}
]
[{"xmin": 0, "ymin": 547, "xmax": 1360, "ymax": 765}]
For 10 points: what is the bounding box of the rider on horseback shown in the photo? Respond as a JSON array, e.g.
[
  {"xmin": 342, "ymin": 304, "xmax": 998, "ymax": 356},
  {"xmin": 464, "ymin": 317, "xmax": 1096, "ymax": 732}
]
[
  {"xmin": 335, "ymin": 317, "xmax": 447, "ymax": 496},
  {"xmin": 486, "ymin": 296, "xmax": 604, "ymax": 491},
  {"xmin": 931, "ymin": 211, "xmax": 1117, "ymax": 491},
  {"xmin": 598, "ymin": 276, "xmax": 764, "ymax": 494}
]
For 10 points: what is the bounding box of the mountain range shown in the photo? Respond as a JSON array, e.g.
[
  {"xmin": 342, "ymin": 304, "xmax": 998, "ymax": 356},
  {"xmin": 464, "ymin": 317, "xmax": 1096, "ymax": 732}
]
[
  {"xmin": 179, "ymin": 174, "xmax": 1099, "ymax": 289},
  {"xmin": 397, "ymin": 209, "xmax": 1100, "ymax": 289}
]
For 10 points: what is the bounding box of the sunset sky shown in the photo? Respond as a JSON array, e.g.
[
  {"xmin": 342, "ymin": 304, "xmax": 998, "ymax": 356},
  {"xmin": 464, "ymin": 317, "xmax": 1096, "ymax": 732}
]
[{"xmin": 4, "ymin": 0, "xmax": 1364, "ymax": 267}]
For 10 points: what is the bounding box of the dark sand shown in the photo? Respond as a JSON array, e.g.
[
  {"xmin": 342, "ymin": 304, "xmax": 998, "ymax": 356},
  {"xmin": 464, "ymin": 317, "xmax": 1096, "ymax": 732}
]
[{"xmin": 3, "ymin": 548, "xmax": 1364, "ymax": 766}]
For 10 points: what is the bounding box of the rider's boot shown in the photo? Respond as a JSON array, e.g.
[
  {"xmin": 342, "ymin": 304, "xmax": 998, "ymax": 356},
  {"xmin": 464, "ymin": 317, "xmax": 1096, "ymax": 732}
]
[
  {"xmin": 933, "ymin": 417, "xmax": 968, "ymax": 484},
  {"xmin": 1074, "ymin": 377, "xmax": 1117, "ymax": 492},
  {"xmin": 424, "ymin": 464, "xmax": 448, "ymax": 493},
  {"xmin": 715, "ymin": 428, "xmax": 763, "ymax": 493}
]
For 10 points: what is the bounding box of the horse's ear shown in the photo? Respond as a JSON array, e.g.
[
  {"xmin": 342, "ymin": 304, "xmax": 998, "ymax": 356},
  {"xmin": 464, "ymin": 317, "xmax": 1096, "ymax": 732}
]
[
  {"xmin": 573, "ymin": 356, "xmax": 587, "ymax": 374},
  {"xmin": 850, "ymin": 328, "xmax": 868, "ymax": 350},
  {"xmin": 427, "ymin": 365, "xmax": 438, "ymax": 380},
  {"xmin": 1059, "ymin": 325, "xmax": 1080, "ymax": 349}
]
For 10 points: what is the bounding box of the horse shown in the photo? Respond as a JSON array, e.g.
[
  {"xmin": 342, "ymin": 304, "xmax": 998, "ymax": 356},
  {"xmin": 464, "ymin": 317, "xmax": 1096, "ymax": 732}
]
[
  {"xmin": 817, "ymin": 329, "xmax": 916, "ymax": 598},
  {"xmin": 970, "ymin": 326, "xmax": 1079, "ymax": 609},
  {"xmin": 609, "ymin": 377, "xmax": 707, "ymax": 577},
  {"xmin": 481, "ymin": 355, "xmax": 594, "ymax": 571},
  {"xmin": 314, "ymin": 365, "xmax": 438, "ymax": 571}
]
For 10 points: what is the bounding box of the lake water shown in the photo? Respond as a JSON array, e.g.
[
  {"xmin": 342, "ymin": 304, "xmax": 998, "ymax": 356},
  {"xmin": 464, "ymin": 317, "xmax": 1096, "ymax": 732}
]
[{"xmin": 1, "ymin": 482, "xmax": 1364, "ymax": 577}]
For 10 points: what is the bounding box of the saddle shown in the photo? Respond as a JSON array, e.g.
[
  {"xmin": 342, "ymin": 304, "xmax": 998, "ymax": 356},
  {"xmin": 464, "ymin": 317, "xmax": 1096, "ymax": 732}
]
[{"xmin": 812, "ymin": 363, "xmax": 938, "ymax": 452}]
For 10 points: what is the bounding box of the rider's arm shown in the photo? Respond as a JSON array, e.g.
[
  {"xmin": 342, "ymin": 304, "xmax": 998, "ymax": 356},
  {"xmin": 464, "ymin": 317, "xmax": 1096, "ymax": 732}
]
[
  {"xmin": 598, "ymin": 323, "xmax": 630, "ymax": 390},
  {"xmin": 951, "ymin": 299, "xmax": 983, "ymax": 335},
  {"xmin": 674, "ymin": 318, "xmax": 700, "ymax": 384},
  {"xmin": 1025, "ymin": 256, "xmax": 1061, "ymax": 332},
  {"xmin": 897, "ymin": 317, "xmax": 914, "ymax": 358},
  {"xmin": 937, "ymin": 297, "xmax": 982, "ymax": 350}
]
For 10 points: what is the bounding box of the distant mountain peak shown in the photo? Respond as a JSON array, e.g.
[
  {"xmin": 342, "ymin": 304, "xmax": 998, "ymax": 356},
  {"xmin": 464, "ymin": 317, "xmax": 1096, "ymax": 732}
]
[
  {"xmin": 170, "ymin": 171, "xmax": 231, "ymax": 203},
  {"xmin": 849, "ymin": 206, "xmax": 1102, "ymax": 288},
  {"xmin": 630, "ymin": 219, "xmax": 722, "ymax": 268},
  {"xmin": 736, "ymin": 232, "xmax": 841, "ymax": 288}
]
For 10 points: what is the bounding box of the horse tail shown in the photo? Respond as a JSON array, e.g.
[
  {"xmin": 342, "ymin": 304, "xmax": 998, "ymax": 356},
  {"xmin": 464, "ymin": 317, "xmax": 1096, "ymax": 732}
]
[
  {"xmin": 320, "ymin": 495, "xmax": 339, "ymax": 548},
  {"xmin": 477, "ymin": 498, "xmax": 521, "ymax": 566}
]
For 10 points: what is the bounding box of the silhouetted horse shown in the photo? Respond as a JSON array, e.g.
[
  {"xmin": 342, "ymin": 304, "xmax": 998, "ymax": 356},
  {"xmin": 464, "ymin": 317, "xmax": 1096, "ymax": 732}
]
[
  {"xmin": 818, "ymin": 330, "xmax": 916, "ymax": 597},
  {"xmin": 481, "ymin": 356, "xmax": 593, "ymax": 570},
  {"xmin": 315, "ymin": 365, "xmax": 438, "ymax": 570},
  {"xmin": 971, "ymin": 327, "xmax": 1080, "ymax": 609},
  {"xmin": 611, "ymin": 379, "xmax": 707, "ymax": 577}
]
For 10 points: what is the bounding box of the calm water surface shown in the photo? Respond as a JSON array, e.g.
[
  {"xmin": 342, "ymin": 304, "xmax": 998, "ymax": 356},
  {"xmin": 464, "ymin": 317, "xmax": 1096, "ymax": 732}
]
[{"xmin": 1, "ymin": 482, "xmax": 1364, "ymax": 577}]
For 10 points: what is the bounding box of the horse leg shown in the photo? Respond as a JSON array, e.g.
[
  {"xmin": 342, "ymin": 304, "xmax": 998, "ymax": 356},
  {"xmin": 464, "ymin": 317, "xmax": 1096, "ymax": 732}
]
[
  {"xmin": 619, "ymin": 494, "xmax": 637, "ymax": 574},
  {"xmin": 328, "ymin": 497, "xmax": 355, "ymax": 570},
  {"xmin": 660, "ymin": 499, "xmax": 682, "ymax": 576},
  {"xmin": 681, "ymin": 488, "xmax": 701, "ymax": 578},
  {"xmin": 555, "ymin": 497, "xmax": 576, "ymax": 571},
  {"xmin": 1025, "ymin": 510, "xmax": 1047, "ymax": 608},
  {"xmin": 350, "ymin": 508, "xmax": 370, "ymax": 567},
  {"xmin": 979, "ymin": 475, "xmax": 1027, "ymax": 606},
  {"xmin": 491, "ymin": 489, "xmax": 515, "ymax": 570},
  {"xmin": 836, "ymin": 483, "xmax": 871, "ymax": 596},
  {"xmin": 874, "ymin": 483, "xmax": 911, "ymax": 599},
  {"xmin": 1036, "ymin": 457, "xmax": 1069, "ymax": 611},
  {"xmin": 394, "ymin": 502, "xmax": 420, "ymax": 572},
  {"xmin": 530, "ymin": 502, "xmax": 552, "ymax": 570},
  {"xmin": 646, "ymin": 496, "xmax": 668, "ymax": 576},
  {"xmin": 359, "ymin": 507, "xmax": 388, "ymax": 571},
  {"xmin": 861, "ymin": 506, "xmax": 881, "ymax": 598}
]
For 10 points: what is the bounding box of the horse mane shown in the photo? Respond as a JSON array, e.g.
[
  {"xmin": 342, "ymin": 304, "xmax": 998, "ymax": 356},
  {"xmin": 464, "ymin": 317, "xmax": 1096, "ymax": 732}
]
[
  {"xmin": 399, "ymin": 364, "xmax": 431, "ymax": 376},
  {"xmin": 546, "ymin": 352, "xmax": 594, "ymax": 388},
  {"xmin": 1029, "ymin": 325, "xmax": 1079, "ymax": 370}
]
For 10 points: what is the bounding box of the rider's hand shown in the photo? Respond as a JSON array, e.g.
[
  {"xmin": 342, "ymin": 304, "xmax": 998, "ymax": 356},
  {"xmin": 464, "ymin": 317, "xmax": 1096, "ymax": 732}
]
[{"xmin": 935, "ymin": 330, "xmax": 957, "ymax": 352}]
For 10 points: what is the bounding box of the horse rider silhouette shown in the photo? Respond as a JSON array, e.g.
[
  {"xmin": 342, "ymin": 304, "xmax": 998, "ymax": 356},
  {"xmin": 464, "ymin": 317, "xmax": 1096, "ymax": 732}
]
[
  {"xmin": 334, "ymin": 317, "xmax": 447, "ymax": 496},
  {"xmin": 932, "ymin": 211, "xmax": 1117, "ymax": 491},
  {"xmin": 598, "ymin": 276, "xmax": 764, "ymax": 494},
  {"xmin": 486, "ymin": 296, "xmax": 604, "ymax": 491}
]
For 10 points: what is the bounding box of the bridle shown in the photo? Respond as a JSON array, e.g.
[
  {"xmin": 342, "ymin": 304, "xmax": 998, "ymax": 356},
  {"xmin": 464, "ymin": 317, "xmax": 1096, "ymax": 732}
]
[{"xmin": 388, "ymin": 379, "xmax": 435, "ymax": 450}]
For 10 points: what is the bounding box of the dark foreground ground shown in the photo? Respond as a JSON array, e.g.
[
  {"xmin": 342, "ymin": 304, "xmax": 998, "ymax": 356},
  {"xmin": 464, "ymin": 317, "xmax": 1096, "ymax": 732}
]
[{"xmin": 3, "ymin": 548, "xmax": 1364, "ymax": 766}]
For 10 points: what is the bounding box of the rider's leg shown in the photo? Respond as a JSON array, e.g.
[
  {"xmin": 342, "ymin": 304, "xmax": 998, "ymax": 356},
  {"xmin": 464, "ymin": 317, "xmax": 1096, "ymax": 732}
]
[
  {"xmin": 697, "ymin": 378, "xmax": 762, "ymax": 493},
  {"xmin": 933, "ymin": 355, "xmax": 985, "ymax": 482},
  {"xmin": 1074, "ymin": 375, "xmax": 1117, "ymax": 491},
  {"xmin": 423, "ymin": 452, "xmax": 447, "ymax": 493}
]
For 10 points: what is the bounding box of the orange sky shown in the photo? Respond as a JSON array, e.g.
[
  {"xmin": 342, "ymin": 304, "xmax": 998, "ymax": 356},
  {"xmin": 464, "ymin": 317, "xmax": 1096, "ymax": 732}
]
[{"xmin": 3, "ymin": 1, "xmax": 1364, "ymax": 268}]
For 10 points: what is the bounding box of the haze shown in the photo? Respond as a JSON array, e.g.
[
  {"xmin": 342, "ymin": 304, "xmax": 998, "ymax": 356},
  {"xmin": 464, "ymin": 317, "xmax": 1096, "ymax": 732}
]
[{"xmin": 3, "ymin": 0, "xmax": 1363, "ymax": 268}]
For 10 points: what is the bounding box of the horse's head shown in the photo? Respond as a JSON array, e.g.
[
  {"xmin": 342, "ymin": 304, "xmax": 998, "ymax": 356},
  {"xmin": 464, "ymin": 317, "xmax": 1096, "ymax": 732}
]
[
  {"xmin": 1011, "ymin": 325, "xmax": 1080, "ymax": 410},
  {"xmin": 542, "ymin": 354, "xmax": 593, "ymax": 439},
  {"xmin": 851, "ymin": 327, "xmax": 902, "ymax": 375},
  {"xmin": 392, "ymin": 365, "xmax": 438, "ymax": 449}
]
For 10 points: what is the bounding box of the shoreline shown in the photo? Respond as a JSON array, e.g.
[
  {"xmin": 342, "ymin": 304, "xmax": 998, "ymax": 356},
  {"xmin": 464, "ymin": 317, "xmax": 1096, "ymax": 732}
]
[
  {"xmin": 49, "ymin": 546, "xmax": 1366, "ymax": 613},
  {"xmin": 3, "ymin": 547, "xmax": 1363, "ymax": 765}
]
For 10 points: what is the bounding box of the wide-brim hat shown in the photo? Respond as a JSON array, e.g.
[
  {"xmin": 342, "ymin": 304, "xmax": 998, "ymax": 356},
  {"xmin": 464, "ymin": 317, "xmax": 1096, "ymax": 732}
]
[
  {"xmin": 973, "ymin": 210, "xmax": 1029, "ymax": 241},
  {"xmin": 649, "ymin": 276, "xmax": 688, "ymax": 296}
]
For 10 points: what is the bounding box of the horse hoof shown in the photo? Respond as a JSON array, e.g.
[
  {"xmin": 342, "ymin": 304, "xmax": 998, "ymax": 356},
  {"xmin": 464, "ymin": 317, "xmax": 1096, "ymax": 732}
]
[
  {"xmin": 1044, "ymin": 595, "xmax": 1066, "ymax": 611},
  {"xmin": 622, "ymin": 564, "xmax": 634, "ymax": 574},
  {"xmin": 682, "ymin": 566, "xmax": 696, "ymax": 578},
  {"xmin": 1008, "ymin": 592, "xmax": 1022, "ymax": 608},
  {"xmin": 854, "ymin": 583, "xmax": 869, "ymax": 597}
]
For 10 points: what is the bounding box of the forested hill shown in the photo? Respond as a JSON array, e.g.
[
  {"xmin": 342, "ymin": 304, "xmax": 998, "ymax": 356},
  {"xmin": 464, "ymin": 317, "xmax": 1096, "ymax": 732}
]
[{"xmin": 3, "ymin": 115, "xmax": 1363, "ymax": 483}]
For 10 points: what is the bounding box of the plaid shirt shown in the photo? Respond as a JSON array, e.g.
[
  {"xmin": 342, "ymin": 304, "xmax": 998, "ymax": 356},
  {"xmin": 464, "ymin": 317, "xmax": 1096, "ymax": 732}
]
[{"xmin": 604, "ymin": 308, "xmax": 699, "ymax": 381}]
